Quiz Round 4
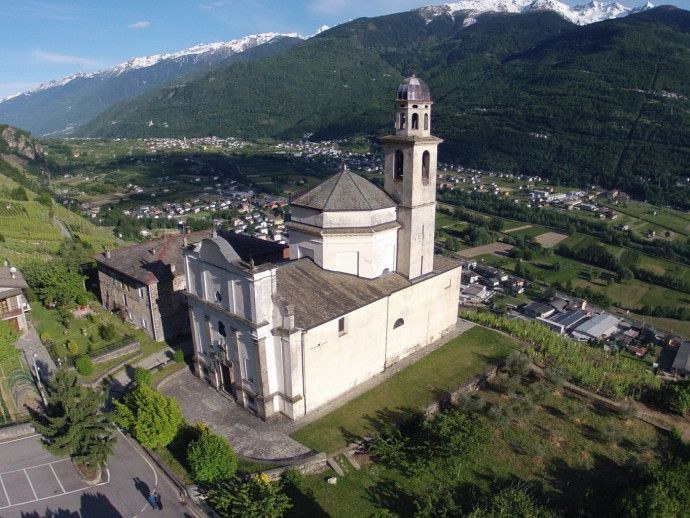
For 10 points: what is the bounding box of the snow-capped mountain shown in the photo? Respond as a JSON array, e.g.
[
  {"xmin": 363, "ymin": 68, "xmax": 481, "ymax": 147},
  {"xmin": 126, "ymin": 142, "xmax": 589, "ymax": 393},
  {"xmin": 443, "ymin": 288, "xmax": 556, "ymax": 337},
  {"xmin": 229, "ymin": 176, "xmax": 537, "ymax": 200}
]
[
  {"xmin": 22, "ymin": 33, "xmax": 304, "ymax": 99},
  {"xmin": 418, "ymin": 0, "xmax": 654, "ymax": 25},
  {"xmin": 0, "ymin": 32, "xmax": 304, "ymax": 136}
]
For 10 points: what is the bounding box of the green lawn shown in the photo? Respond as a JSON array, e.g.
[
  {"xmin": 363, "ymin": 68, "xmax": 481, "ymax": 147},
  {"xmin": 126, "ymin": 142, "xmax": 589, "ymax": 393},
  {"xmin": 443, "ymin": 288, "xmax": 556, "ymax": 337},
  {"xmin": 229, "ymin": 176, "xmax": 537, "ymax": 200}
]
[
  {"xmin": 286, "ymin": 380, "xmax": 666, "ymax": 518},
  {"xmin": 290, "ymin": 326, "xmax": 522, "ymax": 454}
]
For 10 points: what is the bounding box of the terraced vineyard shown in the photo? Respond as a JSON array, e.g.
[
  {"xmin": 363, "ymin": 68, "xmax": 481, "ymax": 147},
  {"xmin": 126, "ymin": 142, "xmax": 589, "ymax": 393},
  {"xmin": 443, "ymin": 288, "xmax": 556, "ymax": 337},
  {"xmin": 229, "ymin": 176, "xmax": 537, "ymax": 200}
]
[{"xmin": 0, "ymin": 176, "xmax": 119, "ymax": 266}]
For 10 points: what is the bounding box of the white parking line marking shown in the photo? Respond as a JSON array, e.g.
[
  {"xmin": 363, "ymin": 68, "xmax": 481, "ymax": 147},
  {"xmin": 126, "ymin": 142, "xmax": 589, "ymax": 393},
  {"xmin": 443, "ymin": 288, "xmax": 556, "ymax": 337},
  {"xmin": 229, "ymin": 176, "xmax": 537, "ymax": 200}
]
[
  {"xmin": 49, "ymin": 463, "xmax": 66, "ymax": 494},
  {"xmin": 0, "ymin": 458, "xmax": 70, "ymax": 476},
  {"xmin": 0, "ymin": 433, "xmax": 39, "ymax": 445},
  {"xmin": 24, "ymin": 469, "xmax": 38, "ymax": 500},
  {"xmin": 0, "ymin": 473, "xmax": 11, "ymax": 506},
  {"xmin": 0, "ymin": 477, "xmax": 109, "ymax": 510}
]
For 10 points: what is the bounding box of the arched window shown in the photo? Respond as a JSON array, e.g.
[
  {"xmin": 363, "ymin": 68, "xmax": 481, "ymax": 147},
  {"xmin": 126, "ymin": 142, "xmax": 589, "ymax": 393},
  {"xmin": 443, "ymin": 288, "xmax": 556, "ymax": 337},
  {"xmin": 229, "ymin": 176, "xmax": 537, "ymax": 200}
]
[
  {"xmin": 424, "ymin": 113, "xmax": 429, "ymax": 131},
  {"xmin": 411, "ymin": 113, "xmax": 419, "ymax": 129},
  {"xmin": 393, "ymin": 318, "xmax": 405, "ymax": 329},
  {"xmin": 394, "ymin": 150, "xmax": 404, "ymax": 180},
  {"xmin": 218, "ymin": 321, "xmax": 226, "ymax": 337},
  {"xmin": 399, "ymin": 113, "xmax": 406, "ymax": 130},
  {"xmin": 422, "ymin": 151, "xmax": 430, "ymax": 185}
]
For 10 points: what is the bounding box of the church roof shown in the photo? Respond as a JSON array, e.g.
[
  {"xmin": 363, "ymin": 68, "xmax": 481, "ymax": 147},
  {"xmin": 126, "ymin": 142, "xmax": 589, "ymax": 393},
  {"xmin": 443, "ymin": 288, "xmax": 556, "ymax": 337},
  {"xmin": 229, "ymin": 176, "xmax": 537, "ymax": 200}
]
[
  {"xmin": 276, "ymin": 255, "xmax": 461, "ymax": 330},
  {"xmin": 93, "ymin": 230, "xmax": 212, "ymax": 285},
  {"xmin": 290, "ymin": 170, "xmax": 395, "ymax": 212},
  {"xmin": 216, "ymin": 230, "xmax": 287, "ymax": 266}
]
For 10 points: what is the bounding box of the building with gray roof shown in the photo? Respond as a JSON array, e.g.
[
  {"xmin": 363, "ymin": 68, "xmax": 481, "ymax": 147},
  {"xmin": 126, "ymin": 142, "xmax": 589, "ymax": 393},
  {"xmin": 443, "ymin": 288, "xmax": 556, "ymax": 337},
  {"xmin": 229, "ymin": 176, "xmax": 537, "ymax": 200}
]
[{"xmin": 184, "ymin": 77, "xmax": 463, "ymax": 421}]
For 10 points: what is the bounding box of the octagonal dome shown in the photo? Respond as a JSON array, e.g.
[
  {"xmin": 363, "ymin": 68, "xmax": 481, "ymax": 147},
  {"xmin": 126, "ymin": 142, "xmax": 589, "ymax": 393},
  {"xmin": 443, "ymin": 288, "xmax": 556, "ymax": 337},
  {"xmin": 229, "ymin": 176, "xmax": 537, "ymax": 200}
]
[{"xmin": 396, "ymin": 75, "xmax": 431, "ymax": 102}]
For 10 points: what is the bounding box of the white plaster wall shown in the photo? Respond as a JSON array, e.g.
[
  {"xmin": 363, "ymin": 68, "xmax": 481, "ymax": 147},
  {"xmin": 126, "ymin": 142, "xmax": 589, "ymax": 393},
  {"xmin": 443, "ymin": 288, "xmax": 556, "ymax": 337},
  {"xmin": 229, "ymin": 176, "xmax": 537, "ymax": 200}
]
[
  {"xmin": 290, "ymin": 206, "xmax": 323, "ymax": 227},
  {"xmin": 302, "ymin": 299, "xmax": 388, "ymax": 413},
  {"xmin": 385, "ymin": 268, "xmax": 460, "ymax": 363},
  {"xmin": 322, "ymin": 207, "xmax": 396, "ymax": 228},
  {"xmin": 321, "ymin": 228, "xmax": 398, "ymax": 278}
]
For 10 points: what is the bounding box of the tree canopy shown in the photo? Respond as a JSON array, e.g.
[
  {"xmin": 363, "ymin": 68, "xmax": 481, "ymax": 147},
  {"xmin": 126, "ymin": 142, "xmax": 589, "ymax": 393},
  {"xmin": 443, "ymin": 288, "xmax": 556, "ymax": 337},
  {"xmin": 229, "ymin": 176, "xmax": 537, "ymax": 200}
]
[
  {"xmin": 114, "ymin": 384, "xmax": 185, "ymax": 449},
  {"xmin": 31, "ymin": 369, "xmax": 116, "ymax": 468}
]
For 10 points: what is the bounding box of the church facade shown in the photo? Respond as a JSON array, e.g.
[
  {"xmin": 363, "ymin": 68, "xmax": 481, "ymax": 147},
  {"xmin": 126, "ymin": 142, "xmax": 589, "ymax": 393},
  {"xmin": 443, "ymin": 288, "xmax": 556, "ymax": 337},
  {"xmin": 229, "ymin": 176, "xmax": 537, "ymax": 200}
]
[{"xmin": 184, "ymin": 77, "xmax": 463, "ymax": 420}]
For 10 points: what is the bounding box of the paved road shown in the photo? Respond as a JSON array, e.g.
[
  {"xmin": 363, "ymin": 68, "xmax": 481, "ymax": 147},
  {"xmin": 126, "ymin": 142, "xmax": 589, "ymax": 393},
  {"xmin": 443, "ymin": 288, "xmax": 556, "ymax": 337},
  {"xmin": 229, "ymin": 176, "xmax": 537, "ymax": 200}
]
[{"xmin": 0, "ymin": 431, "xmax": 197, "ymax": 518}]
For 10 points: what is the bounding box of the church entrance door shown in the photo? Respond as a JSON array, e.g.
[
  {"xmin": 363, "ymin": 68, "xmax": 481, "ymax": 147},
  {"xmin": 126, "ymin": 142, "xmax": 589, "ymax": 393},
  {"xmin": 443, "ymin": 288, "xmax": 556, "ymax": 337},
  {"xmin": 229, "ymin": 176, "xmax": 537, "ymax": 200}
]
[{"xmin": 220, "ymin": 363, "xmax": 234, "ymax": 397}]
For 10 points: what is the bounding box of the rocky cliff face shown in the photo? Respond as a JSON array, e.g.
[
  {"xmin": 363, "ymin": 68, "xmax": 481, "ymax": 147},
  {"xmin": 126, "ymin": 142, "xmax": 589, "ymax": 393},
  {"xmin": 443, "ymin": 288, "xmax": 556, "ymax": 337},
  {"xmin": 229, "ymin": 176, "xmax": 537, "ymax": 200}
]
[{"xmin": 0, "ymin": 126, "xmax": 42, "ymax": 160}]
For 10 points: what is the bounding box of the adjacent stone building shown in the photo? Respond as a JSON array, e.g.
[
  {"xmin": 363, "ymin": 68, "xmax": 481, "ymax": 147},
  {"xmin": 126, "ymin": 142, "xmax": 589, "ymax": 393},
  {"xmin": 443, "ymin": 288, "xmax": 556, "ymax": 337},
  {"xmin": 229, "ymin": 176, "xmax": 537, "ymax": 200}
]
[
  {"xmin": 184, "ymin": 77, "xmax": 463, "ymax": 420},
  {"xmin": 93, "ymin": 231, "xmax": 212, "ymax": 341}
]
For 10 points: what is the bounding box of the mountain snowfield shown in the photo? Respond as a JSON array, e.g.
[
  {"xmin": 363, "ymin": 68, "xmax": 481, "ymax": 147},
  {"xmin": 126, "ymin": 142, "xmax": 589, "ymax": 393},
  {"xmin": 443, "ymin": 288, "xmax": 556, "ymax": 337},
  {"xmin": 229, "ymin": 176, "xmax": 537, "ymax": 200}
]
[{"xmin": 420, "ymin": 0, "xmax": 654, "ymax": 24}]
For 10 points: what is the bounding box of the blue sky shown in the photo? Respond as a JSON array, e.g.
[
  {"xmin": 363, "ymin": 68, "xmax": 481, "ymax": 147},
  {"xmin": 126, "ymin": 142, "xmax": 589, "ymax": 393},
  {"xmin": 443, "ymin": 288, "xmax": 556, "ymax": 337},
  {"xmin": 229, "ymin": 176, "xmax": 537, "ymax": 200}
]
[{"xmin": 0, "ymin": 0, "xmax": 683, "ymax": 99}]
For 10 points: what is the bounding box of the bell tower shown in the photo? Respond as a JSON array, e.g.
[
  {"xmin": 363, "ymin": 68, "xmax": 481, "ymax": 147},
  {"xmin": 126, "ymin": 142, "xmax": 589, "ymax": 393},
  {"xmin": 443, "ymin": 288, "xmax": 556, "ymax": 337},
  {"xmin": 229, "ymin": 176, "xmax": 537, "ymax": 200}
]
[{"xmin": 382, "ymin": 76, "xmax": 442, "ymax": 280}]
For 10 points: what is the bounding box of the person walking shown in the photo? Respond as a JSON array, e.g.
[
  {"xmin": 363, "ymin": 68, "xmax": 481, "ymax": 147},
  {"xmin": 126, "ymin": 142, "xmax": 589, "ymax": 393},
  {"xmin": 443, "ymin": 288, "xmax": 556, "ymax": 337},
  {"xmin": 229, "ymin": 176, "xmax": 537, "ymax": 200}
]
[
  {"xmin": 148, "ymin": 490, "xmax": 160, "ymax": 509},
  {"xmin": 155, "ymin": 491, "xmax": 163, "ymax": 511}
]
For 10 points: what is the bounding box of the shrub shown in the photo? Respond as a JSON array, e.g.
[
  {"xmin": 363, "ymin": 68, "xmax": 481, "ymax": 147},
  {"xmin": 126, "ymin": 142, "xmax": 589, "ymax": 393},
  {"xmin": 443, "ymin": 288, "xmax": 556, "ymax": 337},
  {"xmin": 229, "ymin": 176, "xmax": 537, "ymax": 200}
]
[
  {"xmin": 173, "ymin": 349, "xmax": 185, "ymax": 363},
  {"xmin": 75, "ymin": 356, "xmax": 94, "ymax": 376},
  {"xmin": 66, "ymin": 340, "xmax": 79, "ymax": 357},
  {"xmin": 98, "ymin": 323, "xmax": 117, "ymax": 341},
  {"xmin": 134, "ymin": 367, "xmax": 152, "ymax": 387},
  {"xmin": 493, "ymin": 372, "xmax": 520, "ymax": 394},
  {"xmin": 187, "ymin": 430, "xmax": 238, "ymax": 485}
]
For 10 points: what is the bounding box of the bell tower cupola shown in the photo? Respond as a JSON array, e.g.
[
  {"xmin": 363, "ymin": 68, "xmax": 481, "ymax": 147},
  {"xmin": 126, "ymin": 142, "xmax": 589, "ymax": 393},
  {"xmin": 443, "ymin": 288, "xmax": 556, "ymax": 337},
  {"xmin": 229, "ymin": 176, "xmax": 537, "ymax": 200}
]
[{"xmin": 382, "ymin": 76, "xmax": 442, "ymax": 280}]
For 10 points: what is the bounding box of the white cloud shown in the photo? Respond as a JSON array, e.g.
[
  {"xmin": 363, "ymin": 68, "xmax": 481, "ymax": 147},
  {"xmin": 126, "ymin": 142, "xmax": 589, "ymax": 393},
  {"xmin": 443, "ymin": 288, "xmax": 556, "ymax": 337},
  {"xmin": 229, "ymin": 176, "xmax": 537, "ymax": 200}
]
[
  {"xmin": 128, "ymin": 20, "xmax": 151, "ymax": 29},
  {"xmin": 199, "ymin": 1, "xmax": 226, "ymax": 9},
  {"xmin": 31, "ymin": 50, "xmax": 96, "ymax": 67}
]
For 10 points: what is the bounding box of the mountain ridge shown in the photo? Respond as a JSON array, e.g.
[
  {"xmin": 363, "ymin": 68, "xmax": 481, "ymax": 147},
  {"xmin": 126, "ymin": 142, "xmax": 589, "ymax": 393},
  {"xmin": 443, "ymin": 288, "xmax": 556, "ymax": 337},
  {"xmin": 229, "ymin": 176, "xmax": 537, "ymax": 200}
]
[{"xmin": 0, "ymin": 33, "xmax": 304, "ymax": 136}]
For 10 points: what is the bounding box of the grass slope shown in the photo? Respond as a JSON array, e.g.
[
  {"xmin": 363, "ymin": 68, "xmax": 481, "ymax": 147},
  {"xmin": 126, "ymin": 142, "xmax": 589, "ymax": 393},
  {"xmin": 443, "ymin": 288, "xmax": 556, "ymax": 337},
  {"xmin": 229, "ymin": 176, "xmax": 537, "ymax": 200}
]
[{"xmin": 290, "ymin": 326, "xmax": 521, "ymax": 453}]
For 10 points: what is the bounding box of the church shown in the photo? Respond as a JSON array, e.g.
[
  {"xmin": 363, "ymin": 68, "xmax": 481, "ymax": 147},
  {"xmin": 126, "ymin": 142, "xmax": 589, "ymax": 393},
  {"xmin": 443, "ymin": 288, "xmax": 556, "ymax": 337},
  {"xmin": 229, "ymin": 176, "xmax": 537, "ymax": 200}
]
[{"xmin": 183, "ymin": 77, "xmax": 463, "ymax": 420}]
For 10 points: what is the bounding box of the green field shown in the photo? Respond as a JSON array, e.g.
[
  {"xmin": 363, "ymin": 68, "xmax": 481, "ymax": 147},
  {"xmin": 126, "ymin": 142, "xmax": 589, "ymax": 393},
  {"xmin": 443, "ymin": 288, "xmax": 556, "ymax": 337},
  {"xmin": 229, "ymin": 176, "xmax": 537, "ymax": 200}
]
[
  {"xmin": 290, "ymin": 326, "xmax": 521, "ymax": 454},
  {"xmin": 286, "ymin": 378, "xmax": 667, "ymax": 518}
]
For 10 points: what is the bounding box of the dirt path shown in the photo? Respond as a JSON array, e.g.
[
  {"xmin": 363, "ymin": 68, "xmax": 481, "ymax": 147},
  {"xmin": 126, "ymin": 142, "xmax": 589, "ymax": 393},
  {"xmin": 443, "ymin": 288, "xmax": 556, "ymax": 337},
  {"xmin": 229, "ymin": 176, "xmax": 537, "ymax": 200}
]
[
  {"xmin": 460, "ymin": 242, "xmax": 514, "ymax": 258},
  {"xmin": 504, "ymin": 224, "xmax": 532, "ymax": 233}
]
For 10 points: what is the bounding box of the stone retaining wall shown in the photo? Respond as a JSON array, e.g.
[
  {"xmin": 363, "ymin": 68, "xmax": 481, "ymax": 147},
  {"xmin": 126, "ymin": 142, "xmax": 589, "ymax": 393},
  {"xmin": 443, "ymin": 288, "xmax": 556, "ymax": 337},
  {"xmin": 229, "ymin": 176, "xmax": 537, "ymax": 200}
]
[
  {"xmin": 91, "ymin": 340, "xmax": 140, "ymax": 364},
  {"xmin": 0, "ymin": 422, "xmax": 35, "ymax": 441}
]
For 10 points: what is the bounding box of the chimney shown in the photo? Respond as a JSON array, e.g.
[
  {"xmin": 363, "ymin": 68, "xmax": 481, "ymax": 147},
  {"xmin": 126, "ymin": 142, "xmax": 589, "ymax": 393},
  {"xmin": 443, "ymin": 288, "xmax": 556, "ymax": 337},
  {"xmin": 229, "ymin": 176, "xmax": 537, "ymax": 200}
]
[
  {"xmin": 170, "ymin": 263, "xmax": 176, "ymax": 275},
  {"xmin": 105, "ymin": 249, "xmax": 111, "ymax": 259},
  {"xmin": 9, "ymin": 266, "xmax": 17, "ymax": 279},
  {"xmin": 151, "ymin": 247, "xmax": 157, "ymax": 255}
]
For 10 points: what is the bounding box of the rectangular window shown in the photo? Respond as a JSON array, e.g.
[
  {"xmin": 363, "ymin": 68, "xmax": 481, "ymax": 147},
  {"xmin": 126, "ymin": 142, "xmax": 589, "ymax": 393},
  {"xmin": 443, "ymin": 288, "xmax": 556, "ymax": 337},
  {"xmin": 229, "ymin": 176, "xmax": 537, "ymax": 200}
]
[
  {"xmin": 122, "ymin": 293, "xmax": 128, "ymax": 307},
  {"xmin": 338, "ymin": 317, "xmax": 346, "ymax": 335},
  {"xmin": 244, "ymin": 357, "xmax": 255, "ymax": 384},
  {"xmin": 139, "ymin": 287, "xmax": 145, "ymax": 298},
  {"xmin": 142, "ymin": 318, "xmax": 147, "ymax": 329}
]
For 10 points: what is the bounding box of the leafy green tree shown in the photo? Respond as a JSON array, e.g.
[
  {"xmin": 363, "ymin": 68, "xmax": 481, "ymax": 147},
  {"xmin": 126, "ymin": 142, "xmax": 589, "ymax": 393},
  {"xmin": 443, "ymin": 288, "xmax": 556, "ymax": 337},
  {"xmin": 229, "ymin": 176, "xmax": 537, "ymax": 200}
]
[
  {"xmin": 445, "ymin": 236, "xmax": 461, "ymax": 252},
  {"xmin": 616, "ymin": 460, "xmax": 690, "ymax": 518},
  {"xmin": 133, "ymin": 366, "xmax": 152, "ymax": 387},
  {"xmin": 0, "ymin": 320, "xmax": 21, "ymax": 363},
  {"xmin": 187, "ymin": 429, "xmax": 238, "ymax": 485},
  {"xmin": 10, "ymin": 186, "xmax": 28, "ymax": 200},
  {"xmin": 75, "ymin": 356, "xmax": 94, "ymax": 376},
  {"xmin": 98, "ymin": 323, "xmax": 117, "ymax": 341},
  {"xmin": 657, "ymin": 379, "xmax": 690, "ymax": 415},
  {"xmin": 114, "ymin": 384, "xmax": 184, "ymax": 448},
  {"xmin": 31, "ymin": 369, "xmax": 116, "ymax": 468},
  {"xmin": 208, "ymin": 473, "xmax": 291, "ymax": 518},
  {"xmin": 21, "ymin": 261, "xmax": 87, "ymax": 309},
  {"xmin": 36, "ymin": 191, "xmax": 53, "ymax": 207}
]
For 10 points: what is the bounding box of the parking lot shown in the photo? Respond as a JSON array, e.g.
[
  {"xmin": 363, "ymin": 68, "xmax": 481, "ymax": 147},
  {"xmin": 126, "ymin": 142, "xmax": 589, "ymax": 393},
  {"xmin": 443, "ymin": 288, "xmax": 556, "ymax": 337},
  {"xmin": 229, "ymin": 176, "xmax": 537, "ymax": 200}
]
[
  {"xmin": 0, "ymin": 432, "xmax": 196, "ymax": 518},
  {"xmin": 0, "ymin": 439, "xmax": 109, "ymax": 511}
]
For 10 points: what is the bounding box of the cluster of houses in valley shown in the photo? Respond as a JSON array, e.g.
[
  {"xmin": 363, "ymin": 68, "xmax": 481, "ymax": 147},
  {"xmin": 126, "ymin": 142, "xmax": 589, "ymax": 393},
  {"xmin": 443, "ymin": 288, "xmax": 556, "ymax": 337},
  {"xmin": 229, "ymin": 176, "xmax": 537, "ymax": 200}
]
[
  {"xmin": 456, "ymin": 259, "xmax": 690, "ymax": 378},
  {"xmin": 274, "ymin": 139, "xmax": 383, "ymax": 173},
  {"xmin": 140, "ymin": 136, "xmax": 245, "ymax": 152}
]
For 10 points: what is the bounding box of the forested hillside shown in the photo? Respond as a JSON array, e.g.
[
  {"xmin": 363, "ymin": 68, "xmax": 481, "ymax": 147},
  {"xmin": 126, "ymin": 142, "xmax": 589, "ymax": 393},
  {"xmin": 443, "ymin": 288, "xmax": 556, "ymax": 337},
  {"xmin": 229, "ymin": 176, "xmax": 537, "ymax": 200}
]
[{"xmin": 79, "ymin": 6, "xmax": 690, "ymax": 207}]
